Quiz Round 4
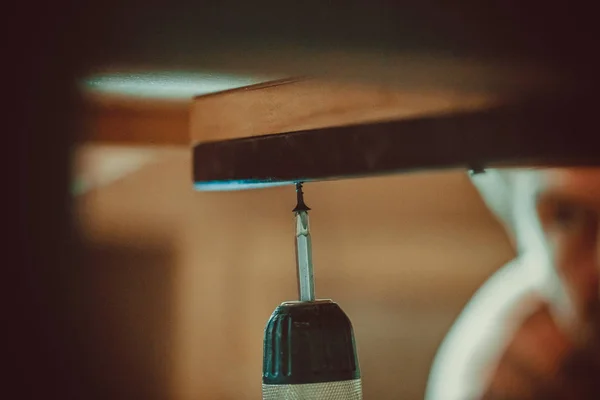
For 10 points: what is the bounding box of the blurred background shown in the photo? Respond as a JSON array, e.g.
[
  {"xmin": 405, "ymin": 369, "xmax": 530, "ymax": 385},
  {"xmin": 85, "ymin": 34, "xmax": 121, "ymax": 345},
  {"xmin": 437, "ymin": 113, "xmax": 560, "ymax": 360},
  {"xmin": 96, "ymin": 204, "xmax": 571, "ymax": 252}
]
[
  {"xmin": 73, "ymin": 84, "xmax": 515, "ymax": 399},
  {"xmin": 21, "ymin": 2, "xmax": 596, "ymax": 399}
]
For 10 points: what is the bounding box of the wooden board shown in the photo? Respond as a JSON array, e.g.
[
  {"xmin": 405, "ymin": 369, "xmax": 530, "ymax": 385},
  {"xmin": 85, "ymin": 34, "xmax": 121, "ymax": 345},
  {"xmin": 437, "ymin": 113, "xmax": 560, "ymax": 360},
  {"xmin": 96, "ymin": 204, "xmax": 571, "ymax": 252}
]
[{"xmin": 190, "ymin": 78, "xmax": 499, "ymax": 144}]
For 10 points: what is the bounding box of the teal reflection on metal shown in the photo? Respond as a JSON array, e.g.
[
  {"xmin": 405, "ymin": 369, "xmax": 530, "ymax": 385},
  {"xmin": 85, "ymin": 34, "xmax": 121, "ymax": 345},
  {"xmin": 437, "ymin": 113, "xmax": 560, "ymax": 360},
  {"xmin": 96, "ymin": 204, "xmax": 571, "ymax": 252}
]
[{"xmin": 194, "ymin": 180, "xmax": 302, "ymax": 192}]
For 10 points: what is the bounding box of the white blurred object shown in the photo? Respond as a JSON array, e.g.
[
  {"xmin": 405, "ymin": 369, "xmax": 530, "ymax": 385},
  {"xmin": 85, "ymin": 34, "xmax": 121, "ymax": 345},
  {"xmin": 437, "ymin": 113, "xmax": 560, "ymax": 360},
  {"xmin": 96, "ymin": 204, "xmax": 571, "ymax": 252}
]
[
  {"xmin": 72, "ymin": 145, "xmax": 184, "ymax": 195},
  {"xmin": 426, "ymin": 168, "xmax": 571, "ymax": 400}
]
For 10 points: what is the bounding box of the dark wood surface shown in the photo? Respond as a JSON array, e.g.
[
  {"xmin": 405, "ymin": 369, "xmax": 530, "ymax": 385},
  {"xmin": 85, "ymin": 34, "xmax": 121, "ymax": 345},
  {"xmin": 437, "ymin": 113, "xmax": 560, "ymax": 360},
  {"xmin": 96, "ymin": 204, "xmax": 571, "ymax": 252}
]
[{"xmin": 194, "ymin": 93, "xmax": 600, "ymax": 190}]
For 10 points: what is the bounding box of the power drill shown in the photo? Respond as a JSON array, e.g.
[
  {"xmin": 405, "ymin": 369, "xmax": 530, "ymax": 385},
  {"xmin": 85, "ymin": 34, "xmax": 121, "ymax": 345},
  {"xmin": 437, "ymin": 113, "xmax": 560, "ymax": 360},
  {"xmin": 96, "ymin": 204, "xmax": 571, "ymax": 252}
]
[{"xmin": 262, "ymin": 183, "xmax": 363, "ymax": 399}]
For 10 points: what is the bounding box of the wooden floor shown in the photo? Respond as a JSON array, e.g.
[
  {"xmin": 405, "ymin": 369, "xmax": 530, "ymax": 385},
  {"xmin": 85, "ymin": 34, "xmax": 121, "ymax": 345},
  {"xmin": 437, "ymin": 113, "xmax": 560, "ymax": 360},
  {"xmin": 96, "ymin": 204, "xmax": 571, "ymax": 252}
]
[{"xmin": 75, "ymin": 147, "xmax": 514, "ymax": 399}]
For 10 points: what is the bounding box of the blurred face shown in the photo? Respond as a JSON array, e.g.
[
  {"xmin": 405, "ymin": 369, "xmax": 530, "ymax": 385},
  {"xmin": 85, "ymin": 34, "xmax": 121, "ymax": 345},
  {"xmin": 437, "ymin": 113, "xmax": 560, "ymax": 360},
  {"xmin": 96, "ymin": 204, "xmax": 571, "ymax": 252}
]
[{"xmin": 536, "ymin": 168, "xmax": 600, "ymax": 336}]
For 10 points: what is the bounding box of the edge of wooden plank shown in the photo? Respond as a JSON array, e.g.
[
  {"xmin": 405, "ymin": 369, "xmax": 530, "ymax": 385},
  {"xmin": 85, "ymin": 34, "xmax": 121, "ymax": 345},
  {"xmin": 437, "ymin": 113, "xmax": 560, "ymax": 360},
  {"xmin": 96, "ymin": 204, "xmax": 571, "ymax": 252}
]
[{"xmin": 190, "ymin": 78, "xmax": 498, "ymax": 144}]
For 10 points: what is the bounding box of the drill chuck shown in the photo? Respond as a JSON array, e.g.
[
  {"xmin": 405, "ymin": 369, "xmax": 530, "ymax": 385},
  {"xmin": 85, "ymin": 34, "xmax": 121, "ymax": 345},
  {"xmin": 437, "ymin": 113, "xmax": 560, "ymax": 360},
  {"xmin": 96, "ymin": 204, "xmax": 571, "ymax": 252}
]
[{"xmin": 262, "ymin": 300, "xmax": 362, "ymax": 399}]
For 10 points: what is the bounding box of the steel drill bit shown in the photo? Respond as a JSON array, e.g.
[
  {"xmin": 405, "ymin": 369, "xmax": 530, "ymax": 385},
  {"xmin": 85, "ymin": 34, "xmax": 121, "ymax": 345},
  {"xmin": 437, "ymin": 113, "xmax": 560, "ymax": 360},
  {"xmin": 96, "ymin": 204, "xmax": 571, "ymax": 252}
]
[{"xmin": 293, "ymin": 182, "xmax": 315, "ymax": 302}]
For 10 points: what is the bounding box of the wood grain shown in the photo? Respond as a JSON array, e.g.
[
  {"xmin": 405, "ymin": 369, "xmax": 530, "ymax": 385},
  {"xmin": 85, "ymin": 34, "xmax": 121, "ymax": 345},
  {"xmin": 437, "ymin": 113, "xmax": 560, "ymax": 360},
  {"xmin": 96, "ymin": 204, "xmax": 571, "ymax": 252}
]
[{"xmin": 191, "ymin": 78, "xmax": 499, "ymax": 143}]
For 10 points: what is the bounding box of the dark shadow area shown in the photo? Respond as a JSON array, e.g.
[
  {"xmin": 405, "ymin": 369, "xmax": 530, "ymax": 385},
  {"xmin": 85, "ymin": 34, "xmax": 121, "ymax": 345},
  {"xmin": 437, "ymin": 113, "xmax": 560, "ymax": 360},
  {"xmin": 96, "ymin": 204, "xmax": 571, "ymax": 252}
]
[{"xmin": 81, "ymin": 241, "xmax": 175, "ymax": 399}]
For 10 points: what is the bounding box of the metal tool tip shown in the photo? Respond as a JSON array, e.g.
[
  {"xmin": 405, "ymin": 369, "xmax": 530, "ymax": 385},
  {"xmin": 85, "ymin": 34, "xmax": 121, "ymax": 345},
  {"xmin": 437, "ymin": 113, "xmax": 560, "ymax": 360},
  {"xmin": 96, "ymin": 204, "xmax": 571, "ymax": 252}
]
[{"xmin": 293, "ymin": 182, "xmax": 311, "ymax": 212}]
